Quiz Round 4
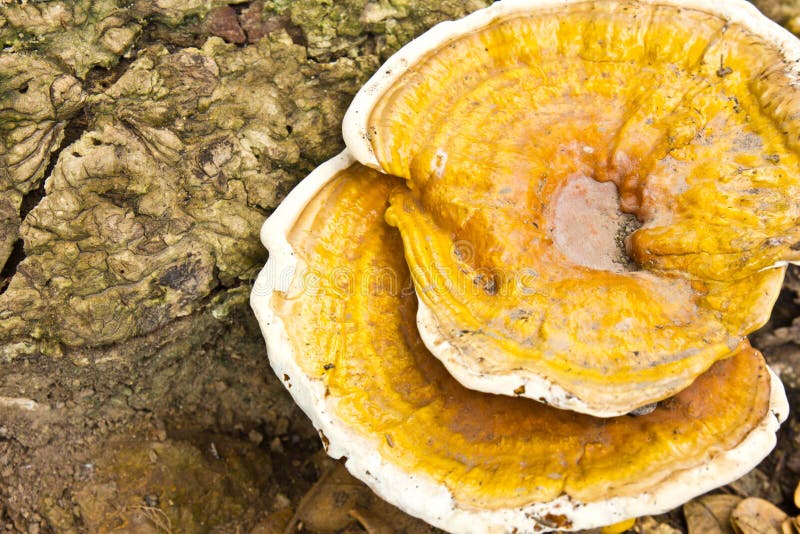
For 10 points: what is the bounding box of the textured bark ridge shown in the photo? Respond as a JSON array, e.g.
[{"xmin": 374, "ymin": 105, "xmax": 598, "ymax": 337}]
[
  {"xmin": 0, "ymin": 0, "xmax": 489, "ymax": 354},
  {"xmin": 1, "ymin": 35, "xmax": 364, "ymax": 348},
  {"xmin": 0, "ymin": 1, "xmax": 489, "ymax": 531},
  {"xmin": 0, "ymin": 55, "xmax": 84, "ymax": 285}
]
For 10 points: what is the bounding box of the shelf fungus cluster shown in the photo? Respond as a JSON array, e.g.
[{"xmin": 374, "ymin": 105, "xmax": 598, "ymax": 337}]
[{"xmin": 251, "ymin": 0, "xmax": 797, "ymax": 531}]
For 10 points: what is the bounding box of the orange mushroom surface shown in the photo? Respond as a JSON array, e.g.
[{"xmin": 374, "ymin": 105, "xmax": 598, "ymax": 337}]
[
  {"xmin": 343, "ymin": 0, "xmax": 800, "ymax": 415},
  {"xmin": 250, "ymin": 154, "xmax": 787, "ymax": 532}
]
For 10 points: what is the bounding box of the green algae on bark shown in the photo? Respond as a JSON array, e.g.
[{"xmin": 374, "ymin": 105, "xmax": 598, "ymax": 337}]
[
  {"xmin": 0, "ymin": 1, "xmax": 141, "ymax": 78},
  {"xmin": 266, "ymin": 0, "xmax": 490, "ymax": 60},
  {"xmin": 0, "ymin": 33, "xmax": 370, "ymax": 348},
  {"xmin": 0, "ymin": 53, "xmax": 84, "ymax": 273},
  {"xmin": 0, "ymin": 0, "xmax": 252, "ymax": 78}
]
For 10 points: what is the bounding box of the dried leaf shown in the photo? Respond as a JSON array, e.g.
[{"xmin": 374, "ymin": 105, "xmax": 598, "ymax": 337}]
[
  {"xmin": 289, "ymin": 460, "xmax": 438, "ymax": 534},
  {"xmin": 684, "ymin": 494, "xmax": 742, "ymax": 534},
  {"xmin": 292, "ymin": 463, "xmax": 367, "ymax": 532},
  {"xmin": 349, "ymin": 506, "xmax": 395, "ymax": 534},
  {"xmin": 731, "ymin": 497, "xmax": 788, "ymax": 534},
  {"xmin": 638, "ymin": 516, "xmax": 682, "ymax": 534}
]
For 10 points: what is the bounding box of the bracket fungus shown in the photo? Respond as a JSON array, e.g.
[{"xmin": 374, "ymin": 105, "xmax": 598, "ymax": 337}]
[
  {"xmin": 251, "ymin": 152, "xmax": 787, "ymax": 532},
  {"xmin": 342, "ymin": 0, "xmax": 800, "ymax": 416},
  {"xmin": 252, "ymin": 0, "xmax": 796, "ymax": 531}
]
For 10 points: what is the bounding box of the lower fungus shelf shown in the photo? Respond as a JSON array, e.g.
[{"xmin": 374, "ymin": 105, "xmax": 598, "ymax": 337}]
[{"xmin": 251, "ymin": 152, "xmax": 788, "ymax": 532}]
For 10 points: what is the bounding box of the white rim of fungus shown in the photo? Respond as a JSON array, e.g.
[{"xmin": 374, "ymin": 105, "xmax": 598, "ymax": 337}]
[
  {"xmin": 341, "ymin": 0, "xmax": 800, "ymax": 415},
  {"xmin": 250, "ymin": 149, "xmax": 790, "ymax": 533},
  {"xmin": 342, "ymin": 0, "xmax": 800, "ymax": 167},
  {"xmin": 415, "ymin": 300, "xmax": 673, "ymax": 418}
]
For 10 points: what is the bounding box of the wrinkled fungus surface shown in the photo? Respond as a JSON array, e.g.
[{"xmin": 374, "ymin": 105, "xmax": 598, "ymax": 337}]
[
  {"xmin": 346, "ymin": 0, "xmax": 800, "ymax": 415},
  {"xmin": 253, "ymin": 157, "xmax": 786, "ymax": 531}
]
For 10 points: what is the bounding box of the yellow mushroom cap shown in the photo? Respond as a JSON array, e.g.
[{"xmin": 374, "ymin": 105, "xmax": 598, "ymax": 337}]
[
  {"xmin": 342, "ymin": 0, "xmax": 800, "ymax": 416},
  {"xmin": 250, "ymin": 153, "xmax": 788, "ymax": 532}
]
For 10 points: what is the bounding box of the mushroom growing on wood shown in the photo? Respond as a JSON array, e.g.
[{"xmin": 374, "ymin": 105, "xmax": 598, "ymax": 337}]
[
  {"xmin": 250, "ymin": 152, "xmax": 788, "ymax": 532},
  {"xmin": 343, "ymin": 0, "xmax": 800, "ymax": 416}
]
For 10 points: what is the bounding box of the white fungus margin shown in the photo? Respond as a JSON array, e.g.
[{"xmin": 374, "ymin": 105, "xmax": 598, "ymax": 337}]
[
  {"xmin": 251, "ymin": 149, "xmax": 789, "ymax": 533},
  {"xmin": 343, "ymin": 0, "xmax": 800, "ymax": 170},
  {"xmin": 341, "ymin": 0, "xmax": 800, "ymax": 417}
]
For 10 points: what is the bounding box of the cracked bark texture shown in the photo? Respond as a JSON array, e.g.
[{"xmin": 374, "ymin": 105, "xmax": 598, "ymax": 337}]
[
  {"xmin": 0, "ymin": 1, "xmax": 490, "ymax": 531},
  {"xmin": 1, "ymin": 35, "xmax": 366, "ymax": 348},
  {"xmin": 0, "ymin": 0, "xmax": 489, "ymax": 353},
  {"xmin": 0, "ymin": 54, "xmax": 84, "ymax": 285}
]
